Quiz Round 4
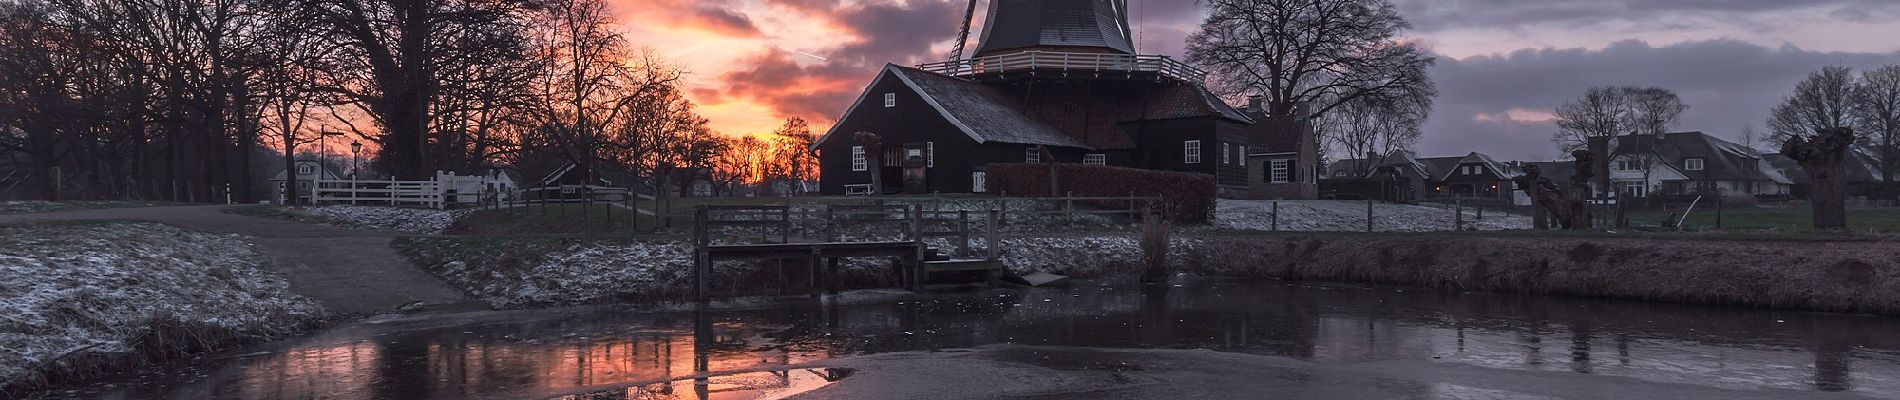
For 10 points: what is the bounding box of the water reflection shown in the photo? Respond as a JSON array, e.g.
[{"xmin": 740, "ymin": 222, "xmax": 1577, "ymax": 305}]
[{"xmin": 68, "ymin": 279, "xmax": 1900, "ymax": 399}]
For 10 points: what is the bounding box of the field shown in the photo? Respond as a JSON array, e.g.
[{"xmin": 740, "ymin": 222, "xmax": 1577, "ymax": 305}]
[{"xmin": 1621, "ymin": 206, "xmax": 1900, "ymax": 233}]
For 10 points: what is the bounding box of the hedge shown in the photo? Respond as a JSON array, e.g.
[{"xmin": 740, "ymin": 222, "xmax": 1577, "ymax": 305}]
[{"xmin": 987, "ymin": 163, "xmax": 1216, "ymax": 223}]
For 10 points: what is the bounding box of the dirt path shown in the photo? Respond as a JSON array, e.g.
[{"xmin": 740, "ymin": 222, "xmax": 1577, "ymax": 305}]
[{"xmin": 0, "ymin": 205, "xmax": 473, "ymax": 315}]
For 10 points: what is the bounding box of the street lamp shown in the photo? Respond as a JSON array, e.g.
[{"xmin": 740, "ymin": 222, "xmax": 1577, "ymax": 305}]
[{"xmin": 350, "ymin": 141, "xmax": 362, "ymax": 180}]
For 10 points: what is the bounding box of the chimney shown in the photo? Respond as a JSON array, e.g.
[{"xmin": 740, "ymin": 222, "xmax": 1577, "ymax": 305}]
[
  {"xmin": 1366, "ymin": 151, "xmax": 1380, "ymax": 161},
  {"xmin": 1247, "ymin": 95, "xmax": 1264, "ymax": 114}
]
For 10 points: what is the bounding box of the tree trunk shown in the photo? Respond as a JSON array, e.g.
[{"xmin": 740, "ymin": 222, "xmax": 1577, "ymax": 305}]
[{"xmin": 1783, "ymin": 127, "xmax": 1854, "ymax": 230}]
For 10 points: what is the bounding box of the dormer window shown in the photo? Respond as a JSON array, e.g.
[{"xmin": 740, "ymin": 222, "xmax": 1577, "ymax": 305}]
[
  {"xmin": 1684, "ymin": 158, "xmax": 1705, "ymax": 171},
  {"xmin": 297, "ymin": 164, "xmax": 314, "ymax": 175}
]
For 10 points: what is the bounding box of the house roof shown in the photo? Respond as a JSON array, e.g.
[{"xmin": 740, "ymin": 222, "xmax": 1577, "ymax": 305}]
[
  {"xmin": 1596, "ymin": 132, "xmax": 1784, "ymax": 182},
  {"xmin": 1245, "ymin": 115, "xmax": 1306, "ymax": 154},
  {"xmin": 1526, "ymin": 161, "xmax": 1578, "ymax": 185},
  {"xmin": 1417, "ymin": 156, "xmax": 1461, "ymax": 181},
  {"xmin": 974, "ymin": 0, "xmax": 1135, "ymax": 57}
]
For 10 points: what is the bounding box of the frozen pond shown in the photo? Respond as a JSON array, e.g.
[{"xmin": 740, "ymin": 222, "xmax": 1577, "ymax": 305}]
[{"xmin": 47, "ymin": 277, "xmax": 1900, "ymax": 399}]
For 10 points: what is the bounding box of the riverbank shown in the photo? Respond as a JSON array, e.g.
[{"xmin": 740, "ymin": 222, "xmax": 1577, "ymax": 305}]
[
  {"xmin": 393, "ymin": 229, "xmax": 1900, "ymax": 316},
  {"xmin": 0, "ymin": 222, "xmax": 325, "ymax": 394}
]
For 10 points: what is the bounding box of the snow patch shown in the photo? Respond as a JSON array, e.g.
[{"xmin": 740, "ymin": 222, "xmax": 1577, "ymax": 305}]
[
  {"xmin": 0, "ymin": 222, "xmax": 322, "ymax": 382},
  {"xmin": 306, "ymin": 205, "xmax": 473, "ymax": 234}
]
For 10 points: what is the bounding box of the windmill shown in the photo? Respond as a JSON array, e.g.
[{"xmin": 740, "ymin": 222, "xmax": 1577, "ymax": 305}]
[{"xmin": 946, "ymin": 0, "xmax": 980, "ymax": 75}]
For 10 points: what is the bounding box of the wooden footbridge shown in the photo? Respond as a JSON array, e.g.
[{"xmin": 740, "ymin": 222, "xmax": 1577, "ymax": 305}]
[{"xmin": 691, "ymin": 204, "xmax": 1005, "ymax": 301}]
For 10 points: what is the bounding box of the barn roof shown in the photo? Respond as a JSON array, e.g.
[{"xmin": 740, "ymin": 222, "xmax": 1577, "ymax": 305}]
[
  {"xmin": 974, "ymin": 0, "xmax": 1135, "ymax": 57},
  {"xmin": 815, "ymin": 65, "xmax": 1092, "ymax": 150}
]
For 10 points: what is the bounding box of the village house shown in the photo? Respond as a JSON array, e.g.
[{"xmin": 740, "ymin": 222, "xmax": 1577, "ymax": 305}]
[
  {"xmin": 267, "ymin": 159, "xmax": 344, "ymax": 205},
  {"xmin": 1589, "ymin": 131, "xmax": 1793, "ymax": 198},
  {"xmin": 1325, "ymin": 150, "xmax": 1522, "ymax": 202},
  {"xmin": 813, "ymin": 0, "xmax": 1317, "ymax": 199}
]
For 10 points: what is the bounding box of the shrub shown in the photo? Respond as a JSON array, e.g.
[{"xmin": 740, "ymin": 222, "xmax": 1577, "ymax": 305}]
[{"xmin": 986, "ymin": 163, "xmax": 1216, "ymax": 223}]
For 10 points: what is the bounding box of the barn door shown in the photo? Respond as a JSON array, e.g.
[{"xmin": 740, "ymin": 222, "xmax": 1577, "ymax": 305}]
[{"xmin": 901, "ymin": 143, "xmax": 928, "ymax": 194}]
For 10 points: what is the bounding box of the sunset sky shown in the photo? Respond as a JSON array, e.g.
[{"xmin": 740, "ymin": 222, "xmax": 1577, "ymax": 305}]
[{"xmin": 619, "ymin": 0, "xmax": 1900, "ymax": 161}]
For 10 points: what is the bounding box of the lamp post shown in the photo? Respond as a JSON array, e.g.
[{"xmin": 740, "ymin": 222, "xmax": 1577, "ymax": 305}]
[{"xmin": 350, "ymin": 141, "xmax": 362, "ymax": 180}]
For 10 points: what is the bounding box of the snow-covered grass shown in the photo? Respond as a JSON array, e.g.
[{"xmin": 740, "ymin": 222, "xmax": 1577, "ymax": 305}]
[
  {"xmin": 0, "ymin": 222, "xmax": 322, "ymax": 389},
  {"xmin": 304, "ymin": 205, "xmax": 474, "ymax": 235},
  {"xmin": 0, "ymin": 201, "xmax": 184, "ymax": 215},
  {"xmin": 397, "ymin": 236, "xmax": 697, "ymax": 308},
  {"xmin": 1214, "ymin": 199, "xmax": 1531, "ymax": 232}
]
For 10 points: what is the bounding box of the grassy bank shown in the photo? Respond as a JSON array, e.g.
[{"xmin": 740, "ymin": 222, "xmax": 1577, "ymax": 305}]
[
  {"xmin": 1182, "ymin": 233, "xmax": 1900, "ymax": 315},
  {"xmin": 0, "ymin": 222, "xmax": 325, "ymax": 395}
]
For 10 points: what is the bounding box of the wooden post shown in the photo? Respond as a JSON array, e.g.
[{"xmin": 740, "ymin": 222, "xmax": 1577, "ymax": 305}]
[
  {"xmin": 1715, "ymin": 196, "xmax": 1724, "ymax": 230},
  {"xmin": 826, "ymin": 258, "xmax": 841, "ymax": 294},
  {"xmin": 693, "ymin": 206, "xmax": 710, "ymax": 302},
  {"xmin": 1366, "ymin": 199, "xmax": 1374, "ymax": 232},
  {"xmin": 1270, "ymin": 201, "xmax": 1279, "ymax": 231},
  {"xmin": 1454, "ymin": 201, "xmax": 1464, "ymax": 231},
  {"xmin": 998, "ymin": 198, "xmax": 1009, "ymax": 227},
  {"xmin": 986, "ymin": 209, "xmax": 1000, "ymax": 261},
  {"xmin": 958, "ymin": 210, "xmax": 971, "ymax": 257},
  {"xmin": 808, "ymin": 248, "xmax": 822, "ymax": 297},
  {"xmin": 780, "ymin": 206, "xmax": 792, "ymax": 244}
]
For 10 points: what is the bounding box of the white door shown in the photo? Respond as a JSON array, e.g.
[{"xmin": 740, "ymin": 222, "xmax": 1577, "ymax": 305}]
[{"xmin": 971, "ymin": 172, "xmax": 988, "ymax": 193}]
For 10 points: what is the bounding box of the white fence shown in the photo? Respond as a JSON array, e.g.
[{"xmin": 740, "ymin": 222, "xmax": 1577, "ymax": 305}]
[{"xmin": 312, "ymin": 171, "xmax": 517, "ymax": 209}]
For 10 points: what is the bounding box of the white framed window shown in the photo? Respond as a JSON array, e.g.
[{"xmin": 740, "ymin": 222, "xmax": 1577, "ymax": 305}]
[
  {"xmin": 1463, "ymin": 165, "xmax": 1480, "ymax": 175},
  {"xmin": 883, "ymin": 93, "xmax": 896, "ymax": 108},
  {"xmin": 1238, "ymin": 145, "xmax": 1248, "ymax": 165},
  {"xmin": 1083, "ymin": 154, "xmax": 1106, "ymax": 165},
  {"xmin": 1222, "ymin": 142, "xmax": 1231, "ymax": 164},
  {"xmin": 297, "ymin": 164, "xmax": 314, "ymax": 175},
  {"xmin": 1184, "ymin": 140, "xmax": 1202, "ymax": 164},
  {"xmin": 1024, "ymin": 147, "xmax": 1040, "ymax": 163},
  {"xmin": 927, "ymin": 142, "xmax": 935, "ymax": 168},
  {"xmin": 1270, "ymin": 159, "xmax": 1290, "ymax": 183},
  {"xmin": 850, "ymin": 146, "xmax": 867, "ymax": 171},
  {"xmin": 1684, "ymin": 158, "xmax": 1705, "ymax": 171}
]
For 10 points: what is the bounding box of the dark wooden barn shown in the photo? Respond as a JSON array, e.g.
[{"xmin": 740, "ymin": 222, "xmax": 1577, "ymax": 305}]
[{"xmin": 813, "ymin": 0, "xmax": 1313, "ymax": 197}]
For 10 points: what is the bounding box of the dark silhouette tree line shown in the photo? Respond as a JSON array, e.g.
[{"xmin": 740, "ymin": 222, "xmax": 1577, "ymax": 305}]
[{"xmin": 0, "ymin": 0, "xmax": 758, "ymax": 202}]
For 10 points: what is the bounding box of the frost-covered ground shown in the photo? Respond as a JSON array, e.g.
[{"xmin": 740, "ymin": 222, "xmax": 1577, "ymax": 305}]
[
  {"xmin": 1215, "ymin": 200, "xmax": 1530, "ymax": 232},
  {"xmin": 0, "ymin": 222, "xmax": 322, "ymax": 385},
  {"xmin": 305, "ymin": 205, "xmax": 474, "ymax": 235}
]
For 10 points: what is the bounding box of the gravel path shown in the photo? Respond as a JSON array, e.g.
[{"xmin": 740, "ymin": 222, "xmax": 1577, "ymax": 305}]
[{"xmin": 0, "ymin": 205, "xmax": 473, "ymax": 315}]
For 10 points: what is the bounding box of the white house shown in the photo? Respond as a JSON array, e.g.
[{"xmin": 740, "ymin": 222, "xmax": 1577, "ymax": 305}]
[{"xmin": 1594, "ymin": 132, "xmax": 1793, "ymax": 198}]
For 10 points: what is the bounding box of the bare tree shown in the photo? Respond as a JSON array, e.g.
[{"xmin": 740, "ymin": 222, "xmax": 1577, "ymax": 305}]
[
  {"xmin": 1323, "ymin": 96, "xmax": 1423, "ymax": 175},
  {"xmin": 1551, "ymin": 87, "xmax": 1630, "ymax": 152},
  {"xmin": 1186, "ymin": 0, "xmax": 1436, "ymax": 120},
  {"xmin": 1551, "ymin": 86, "xmax": 1689, "ymax": 198},
  {"xmin": 1627, "ymin": 87, "xmax": 1688, "ymax": 136},
  {"xmin": 1853, "ymin": 64, "xmax": 1900, "ymax": 198},
  {"xmin": 1769, "ymin": 66, "xmax": 1859, "ymax": 145},
  {"xmin": 772, "ymin": 117, "xmax": 818, "ymax": 191}
]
